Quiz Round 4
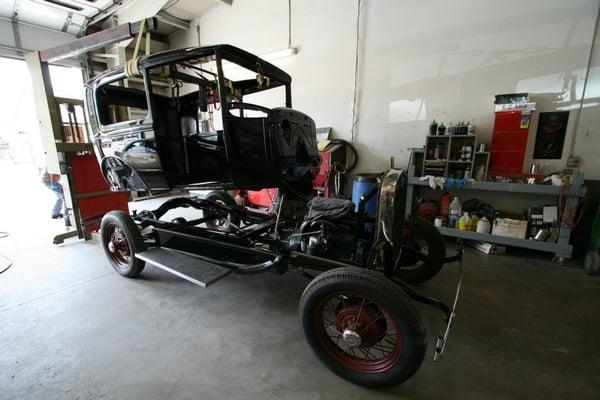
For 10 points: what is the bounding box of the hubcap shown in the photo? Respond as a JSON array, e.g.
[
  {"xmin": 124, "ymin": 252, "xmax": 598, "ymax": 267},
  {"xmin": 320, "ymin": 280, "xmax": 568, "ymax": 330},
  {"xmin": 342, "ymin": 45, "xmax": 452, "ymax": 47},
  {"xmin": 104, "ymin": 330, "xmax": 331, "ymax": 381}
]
[
  {"xmin": 108, "ymin": 241, "xmax": 116, "ymax": 253},
  {"xmin": 342, "ymin": 329, "xmax": 362, "ymax": 348}
]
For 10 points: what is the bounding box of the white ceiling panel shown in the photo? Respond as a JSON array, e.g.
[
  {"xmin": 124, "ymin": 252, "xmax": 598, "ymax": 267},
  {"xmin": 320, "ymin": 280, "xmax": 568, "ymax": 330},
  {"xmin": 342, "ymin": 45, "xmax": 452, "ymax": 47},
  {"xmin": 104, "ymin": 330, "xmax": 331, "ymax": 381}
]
[
  {"xmin": 163, "ymin": 0, "xmax": 222, "ymax": 21},
  {"xmin": 0, "ymin": 0, "xmax": 116, "ymax": 35},
  {"xmin": 0, "ymin": 0, "xmax": 229, "ymax": 41}
]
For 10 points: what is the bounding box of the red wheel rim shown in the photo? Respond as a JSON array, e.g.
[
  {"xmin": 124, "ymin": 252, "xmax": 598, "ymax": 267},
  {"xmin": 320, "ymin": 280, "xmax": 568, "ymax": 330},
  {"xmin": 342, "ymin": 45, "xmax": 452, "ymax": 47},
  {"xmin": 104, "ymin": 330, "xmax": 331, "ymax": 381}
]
[
  {"xmin": 103, "ymin": 223, "xmax": 131, "ymax": 268},
  {"xmin": 313, "ymin": 291, "xmax": 403, "ymax": 374}
]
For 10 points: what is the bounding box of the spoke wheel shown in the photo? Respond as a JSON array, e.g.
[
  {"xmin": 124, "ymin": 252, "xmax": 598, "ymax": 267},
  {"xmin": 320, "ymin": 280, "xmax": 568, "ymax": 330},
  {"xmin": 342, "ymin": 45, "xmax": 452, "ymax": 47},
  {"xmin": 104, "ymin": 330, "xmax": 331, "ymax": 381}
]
[
  {"xmin": 314, "ymin": 292, "xmax": 403, "ymax": 374},
  {"xmin": 104, "ymin": 223, "xmax": 131, "ymax": 268},
  {"xmin": 300, "ymin": 267, "xmax": 426, "ymax": 388},
  {"xmin": 394, "ymin": 218, "xmax": 446, "ymax": 284},
  {"xmin": 100, "ymin": 210, "xmax": 145, "ymax": 278}
]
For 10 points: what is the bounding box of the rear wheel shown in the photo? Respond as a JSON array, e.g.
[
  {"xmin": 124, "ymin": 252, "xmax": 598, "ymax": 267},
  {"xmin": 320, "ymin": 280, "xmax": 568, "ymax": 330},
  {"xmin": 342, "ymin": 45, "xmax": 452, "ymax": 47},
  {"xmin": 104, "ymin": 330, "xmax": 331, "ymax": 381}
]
[
  {"xmin": 395, "ymin": 218, "xmax": 446, "ymax": 284},
  {"xmin": 300, "ymin": 267, "xmax": 426, "ymax": 388},
  {"xmin": 204, "ymin": 191, "xmax": 240, "ymax": 231},
  {"xmin": 100, "ymin": 210, "xmax": 145, "ymax": 278}
]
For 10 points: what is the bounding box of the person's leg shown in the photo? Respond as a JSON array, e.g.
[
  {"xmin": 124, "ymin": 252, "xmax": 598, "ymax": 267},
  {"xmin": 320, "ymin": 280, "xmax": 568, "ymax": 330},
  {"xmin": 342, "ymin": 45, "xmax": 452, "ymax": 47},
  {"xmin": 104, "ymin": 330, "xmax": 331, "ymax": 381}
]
[
  {"xmin": 50, "ymin": 182, "xmax": 65, "ymax": 218},
  {"xmin": 55, "ymin": 183, "xmax": 72, "ymax": 227},
  {"xmin": 44, "ymin": 181, "xmax": 62, "ymax": 217}
]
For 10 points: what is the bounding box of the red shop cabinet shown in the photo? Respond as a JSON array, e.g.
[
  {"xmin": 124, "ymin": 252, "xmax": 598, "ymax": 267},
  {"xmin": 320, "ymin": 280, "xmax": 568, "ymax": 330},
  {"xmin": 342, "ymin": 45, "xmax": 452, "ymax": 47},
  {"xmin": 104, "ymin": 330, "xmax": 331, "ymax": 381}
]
[
  {"xmin": 70, "ymin": 154, "xmax": 128, "ymax": 233},
  {"xmin": 489, "ymin": 103, "xmax": 535, "ymax": 176}
]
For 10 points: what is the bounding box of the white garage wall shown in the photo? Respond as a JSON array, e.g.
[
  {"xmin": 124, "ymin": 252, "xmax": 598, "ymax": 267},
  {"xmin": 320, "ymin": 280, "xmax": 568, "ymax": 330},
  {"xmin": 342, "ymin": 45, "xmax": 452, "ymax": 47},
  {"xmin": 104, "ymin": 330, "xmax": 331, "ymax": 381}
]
[{"xmin": 171, "ymin": 0, "xmax": 600, "ymax": 179}]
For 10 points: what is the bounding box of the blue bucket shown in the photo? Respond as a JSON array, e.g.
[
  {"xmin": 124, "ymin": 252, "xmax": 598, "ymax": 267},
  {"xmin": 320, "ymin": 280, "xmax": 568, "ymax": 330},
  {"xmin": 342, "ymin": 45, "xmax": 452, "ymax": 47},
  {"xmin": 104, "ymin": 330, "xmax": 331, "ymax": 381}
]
[{"xmin": 352, "ymin": 173, "xmax": 379, "ymax": 217}]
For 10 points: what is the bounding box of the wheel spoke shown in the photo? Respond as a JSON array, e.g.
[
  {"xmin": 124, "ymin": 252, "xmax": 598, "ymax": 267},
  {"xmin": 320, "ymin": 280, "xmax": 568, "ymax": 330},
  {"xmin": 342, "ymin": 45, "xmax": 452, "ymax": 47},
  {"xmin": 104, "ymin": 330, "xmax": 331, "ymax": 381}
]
[
  {"xmin": 353, "ymin": 297, "xmax": 366, "ymax": 330},
  {"xmin": 313, "ymin": 289, "xmax": 405, "ymax": 374},
  {"xmin": 323, "ymin": 320, "xmax": 342, "ymax": 336},
  {"xmin": 356, "ymin": 347, "xmax": 373, "ymax": 360},
  {"xmin": 358, "ymin": 312, "xmax": 385, "ymax": 334}
]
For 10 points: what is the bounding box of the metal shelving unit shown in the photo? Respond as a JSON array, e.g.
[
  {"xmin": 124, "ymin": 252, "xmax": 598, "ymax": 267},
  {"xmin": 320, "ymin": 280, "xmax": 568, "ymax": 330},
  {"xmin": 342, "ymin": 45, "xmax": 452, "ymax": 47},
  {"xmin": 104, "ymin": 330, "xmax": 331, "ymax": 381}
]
[
  {"xmin": 405, "ymin": 163, "xmax": 587, "ymax": 260},
  {"xmin": 423, "ymin": 134, "xmax": 479, "ymax": 177}
]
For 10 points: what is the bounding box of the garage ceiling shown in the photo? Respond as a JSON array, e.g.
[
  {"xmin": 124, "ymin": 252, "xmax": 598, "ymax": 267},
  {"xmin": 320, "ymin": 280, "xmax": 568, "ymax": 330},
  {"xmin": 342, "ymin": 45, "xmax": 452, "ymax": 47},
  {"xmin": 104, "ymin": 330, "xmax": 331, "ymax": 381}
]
[
  {"xmin": 162, "ymin": 0, "xmax": 225, "ymax": 21},
  {"xmin": 0, "ymin": 0, "xmax": 115, "ymax": 35},
  {"xmin": 0, "ymin": 0, "xmax": 229, "ymax": 37}
]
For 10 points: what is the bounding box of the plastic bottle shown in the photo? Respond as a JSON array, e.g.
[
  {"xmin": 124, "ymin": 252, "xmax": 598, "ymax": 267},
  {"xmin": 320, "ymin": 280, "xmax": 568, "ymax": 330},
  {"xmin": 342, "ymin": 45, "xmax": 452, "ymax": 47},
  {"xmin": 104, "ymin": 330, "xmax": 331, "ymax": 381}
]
[
  {"xmin": 465, "ymin": 166, "xmax": 471, "ymax": 179},
  {"xmin": 470, "ymin": 213, "xmax": 478, "ymax": 231},
  {"xmin": 448, "ymin": 197, "xmax": 462, "ymax": 228},
  {"xmin": 467, "ymin": 121, "xmax": 475, "ymax": 134},
  {"xmin": 458, "ymin": 212, "xmax": 472, "ymax": 231}
]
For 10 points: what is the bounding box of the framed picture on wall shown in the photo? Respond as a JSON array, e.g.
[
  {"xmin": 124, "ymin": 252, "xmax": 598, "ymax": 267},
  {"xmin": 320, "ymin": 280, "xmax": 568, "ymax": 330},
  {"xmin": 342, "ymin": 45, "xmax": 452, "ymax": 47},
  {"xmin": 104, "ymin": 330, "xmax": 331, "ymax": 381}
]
[{"xmin": 533, "ymin": 111, "xmax": 569, "ymax": 159}]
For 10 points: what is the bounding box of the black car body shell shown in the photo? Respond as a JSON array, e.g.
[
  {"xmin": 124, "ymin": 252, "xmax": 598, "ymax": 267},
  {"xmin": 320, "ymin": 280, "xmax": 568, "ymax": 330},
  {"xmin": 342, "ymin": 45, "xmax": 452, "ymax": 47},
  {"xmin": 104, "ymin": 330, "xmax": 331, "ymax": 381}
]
[{"xmin": 85, "ymin": 45, "xmax": 320, "ymax": 192}]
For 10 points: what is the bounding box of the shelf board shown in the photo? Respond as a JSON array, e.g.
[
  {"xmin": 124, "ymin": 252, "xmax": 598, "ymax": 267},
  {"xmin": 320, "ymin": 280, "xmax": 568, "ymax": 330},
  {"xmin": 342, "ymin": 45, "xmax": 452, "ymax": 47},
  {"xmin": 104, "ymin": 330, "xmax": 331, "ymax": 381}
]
[
  {"xmin": 447, "ymin": 160, "xmax": 472, "ymax": 163},
  {"xmin": 408, "ymin": 176, "xmax": 585, "ymax": 196},
  {"xmin": 427, "ymin": 135, "xmax": 476, "ymax": 138},
  {"xmin": 436, "ymin": 227, "xmax": 569, "ymax": 254}
]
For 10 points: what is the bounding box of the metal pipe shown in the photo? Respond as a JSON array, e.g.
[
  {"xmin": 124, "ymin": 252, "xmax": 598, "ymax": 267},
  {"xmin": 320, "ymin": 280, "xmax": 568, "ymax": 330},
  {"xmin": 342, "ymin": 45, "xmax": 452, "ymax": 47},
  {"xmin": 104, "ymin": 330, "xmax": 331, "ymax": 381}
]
[{"xmin": 569, "ymin": 1, "xmax": 600, "ymax": 157}]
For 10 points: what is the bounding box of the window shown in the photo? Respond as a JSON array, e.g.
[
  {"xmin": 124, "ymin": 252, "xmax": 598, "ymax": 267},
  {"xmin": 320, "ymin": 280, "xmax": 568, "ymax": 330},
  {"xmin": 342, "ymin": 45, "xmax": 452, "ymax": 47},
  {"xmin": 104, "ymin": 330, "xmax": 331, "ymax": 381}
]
[{"xmin": 95, "ymin": 75, "xmax": 148, "ymax": 128}]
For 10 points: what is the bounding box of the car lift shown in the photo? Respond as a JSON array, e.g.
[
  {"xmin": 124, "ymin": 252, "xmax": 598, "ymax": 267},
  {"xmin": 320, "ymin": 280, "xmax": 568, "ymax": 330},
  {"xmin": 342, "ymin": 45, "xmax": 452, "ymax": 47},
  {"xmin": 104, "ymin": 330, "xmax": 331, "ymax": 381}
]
[{"xmin": 25, "ymin": 18, "xmax": 158, "ymax": 244}]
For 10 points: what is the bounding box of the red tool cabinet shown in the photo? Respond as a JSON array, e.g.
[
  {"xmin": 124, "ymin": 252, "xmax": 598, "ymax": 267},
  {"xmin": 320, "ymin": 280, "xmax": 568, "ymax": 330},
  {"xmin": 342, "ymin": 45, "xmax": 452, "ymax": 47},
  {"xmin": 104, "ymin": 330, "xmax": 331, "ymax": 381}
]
[
  {"xmin": 70, "ymin": 154, "xmax": 129, "ymax": 233},
  {"xmin": 489, "ymin": 103, "xmax": 536, "ymax": 176}
]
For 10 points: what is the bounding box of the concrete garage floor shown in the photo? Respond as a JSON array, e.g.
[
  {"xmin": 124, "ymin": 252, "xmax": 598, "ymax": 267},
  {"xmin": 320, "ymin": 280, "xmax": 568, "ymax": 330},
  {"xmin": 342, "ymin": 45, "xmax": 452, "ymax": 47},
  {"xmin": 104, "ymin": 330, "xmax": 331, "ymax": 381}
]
[{"xmin": 1, "ymin": 165, "xmax": 600, "ymax": 399}]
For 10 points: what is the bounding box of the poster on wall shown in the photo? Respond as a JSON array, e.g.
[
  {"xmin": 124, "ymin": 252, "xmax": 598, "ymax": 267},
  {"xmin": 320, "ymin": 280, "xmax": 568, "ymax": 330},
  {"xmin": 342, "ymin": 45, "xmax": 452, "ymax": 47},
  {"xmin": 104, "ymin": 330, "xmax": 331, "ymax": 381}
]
[{"xmin": 533, "ymin": 111, "xmax": 569, "ymax": 159}]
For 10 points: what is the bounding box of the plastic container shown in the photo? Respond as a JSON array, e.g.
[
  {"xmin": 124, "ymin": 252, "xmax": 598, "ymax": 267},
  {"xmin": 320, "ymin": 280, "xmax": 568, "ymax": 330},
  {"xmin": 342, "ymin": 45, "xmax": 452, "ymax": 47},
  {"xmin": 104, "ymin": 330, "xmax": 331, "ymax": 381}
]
[
  {"xmin": 458, "ymin": 212, "xmax": 472, "ymax": 231},
  {"xmin": 448, "ymin": 197, "xmax": 462, "ymax": 228},
  {"xmin": 476, "ymin": 217, "xmax": 491, "ymax": 233},
  {"xmin": 465, "ymin": 166, "xmax": 471, "ymax": 179},
  {"xmin": 468, "ymin": 121, "xmax": 476, "ymax": 134},
  {"xmin": 469, "ymin": 213, "xmax": 479, "ymax": 231},
  {"xmin": 352, "ymin": 173, "xmax": 379, "ymax": 216}
]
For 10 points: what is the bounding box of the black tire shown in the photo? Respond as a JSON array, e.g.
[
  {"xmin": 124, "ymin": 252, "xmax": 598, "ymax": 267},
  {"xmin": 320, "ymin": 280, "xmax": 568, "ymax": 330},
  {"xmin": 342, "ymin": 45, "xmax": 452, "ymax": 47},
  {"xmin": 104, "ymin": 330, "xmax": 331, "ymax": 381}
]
[
  {"xmin": 299, "ymin": 267, "xmax": 426, "ymax": 388},
  {"xmin": 204, "ymin": 191, "xmax": 240, "ymax": 231},
  {"xmin": 395, "ymin": 218, "xmax": 446, "ymax": 284},
  {"xmin": 100, "ymin": 210, "xmax": 145, "ymax": 278}
]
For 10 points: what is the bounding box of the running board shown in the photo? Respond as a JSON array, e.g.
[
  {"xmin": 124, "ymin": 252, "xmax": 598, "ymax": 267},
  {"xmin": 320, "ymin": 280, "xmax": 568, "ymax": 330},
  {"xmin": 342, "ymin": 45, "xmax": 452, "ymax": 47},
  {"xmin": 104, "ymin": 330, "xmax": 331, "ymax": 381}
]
[{"xmin": 135, "ymin": 247, "xmax": 231, "ymax": 288}]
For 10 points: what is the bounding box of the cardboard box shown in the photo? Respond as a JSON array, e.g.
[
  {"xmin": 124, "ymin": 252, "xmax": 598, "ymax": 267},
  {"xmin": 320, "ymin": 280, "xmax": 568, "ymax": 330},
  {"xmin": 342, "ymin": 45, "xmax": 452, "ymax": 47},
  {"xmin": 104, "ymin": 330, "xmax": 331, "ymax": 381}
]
[
  {"xmin": 467, "ymin": 240, "xmax": 507, "ymax": 255},
  {"xmin": 492, "ymin": 218, "xmax": 528, "ymax": 239}
]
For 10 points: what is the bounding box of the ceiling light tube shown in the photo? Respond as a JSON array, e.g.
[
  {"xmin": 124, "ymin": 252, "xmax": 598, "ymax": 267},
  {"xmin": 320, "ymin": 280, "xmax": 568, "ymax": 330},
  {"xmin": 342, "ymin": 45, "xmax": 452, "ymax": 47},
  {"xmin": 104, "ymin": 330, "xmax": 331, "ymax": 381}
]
[{"xmin": 260, "ymin": 47, "xmax": 297, "ymax": 61}]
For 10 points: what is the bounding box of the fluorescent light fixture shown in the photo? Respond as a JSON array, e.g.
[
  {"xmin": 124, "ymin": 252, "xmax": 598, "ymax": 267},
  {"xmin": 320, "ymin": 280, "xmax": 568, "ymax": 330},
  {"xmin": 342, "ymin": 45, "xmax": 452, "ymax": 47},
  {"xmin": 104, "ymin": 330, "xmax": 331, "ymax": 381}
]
[
  {"xmin": 260, "ymin": 47, "xmax": 298, "ymax": 61},
  {"xmin": 218, "ymin": 47, "xmax": 298, "ymax": 73}
]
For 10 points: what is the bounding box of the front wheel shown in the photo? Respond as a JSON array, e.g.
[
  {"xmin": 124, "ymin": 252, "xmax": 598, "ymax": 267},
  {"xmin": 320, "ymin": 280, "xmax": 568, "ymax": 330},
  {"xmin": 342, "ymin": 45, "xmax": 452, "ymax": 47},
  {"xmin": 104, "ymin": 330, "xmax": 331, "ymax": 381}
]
[
  {"xmin": 100, "ymin": 210, "xmax": 145, "ymax": 278},
  {"xmin": 299, "ymin": 267, "xmax": 426, "ymax": 388}
]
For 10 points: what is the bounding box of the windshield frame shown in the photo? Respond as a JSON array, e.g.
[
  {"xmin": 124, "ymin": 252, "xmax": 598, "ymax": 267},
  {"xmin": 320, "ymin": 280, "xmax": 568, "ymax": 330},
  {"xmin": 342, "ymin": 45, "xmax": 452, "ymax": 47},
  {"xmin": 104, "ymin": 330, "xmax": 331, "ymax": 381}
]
[{"xmin": 141, "ymin": 46, "xmax": 292, "ymax": 123}]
